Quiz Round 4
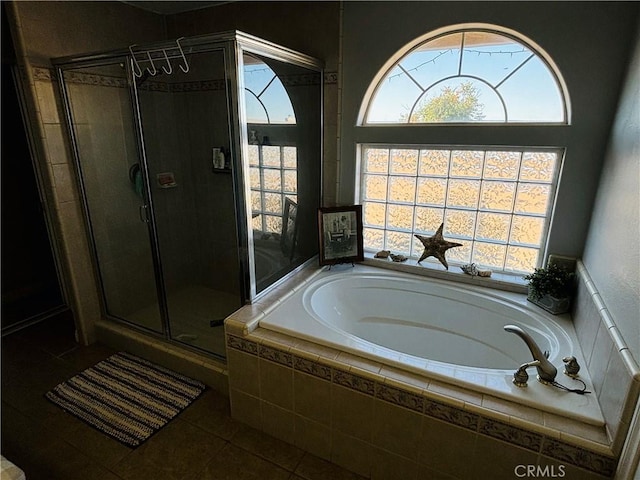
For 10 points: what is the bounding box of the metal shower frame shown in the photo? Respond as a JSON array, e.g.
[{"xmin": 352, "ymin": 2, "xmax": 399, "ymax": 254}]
[{"xmin": 52, "ymin": 31, "xmax": 324, "ymax": 357}]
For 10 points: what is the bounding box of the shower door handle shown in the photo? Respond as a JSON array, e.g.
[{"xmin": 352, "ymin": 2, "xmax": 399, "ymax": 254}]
[{"xmin": 139, "ymin": 204, "xmax": 149, "ymax": 223}]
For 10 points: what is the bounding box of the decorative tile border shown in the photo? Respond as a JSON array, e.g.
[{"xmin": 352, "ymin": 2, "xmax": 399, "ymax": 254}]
[
  {"xmin": 226, "ymin": 333, "xmax": 618, "ymax": 477},
  {"xmin": 280, "ymin": 72, "xmax": 323, "ymax": 87},
  {"xmin": 32, "ymin": 66, "xmax": 54, "ymax": 81},
  {"xmin": 64, "ymin": 71, "xmax": 128, "ymax": 88},
  {"xmin": 168, "ymin": 79, "xmax": 225, "ymax": 92},
  {"xmin": 478, "ymin": 417, "xmax": 543, "ymax": 453},
  {"xmin": 324, "ymin": 72, "xmax": 338, "ymax": 85},
  {"xmin": 376, "ymin": 383, "xmax": 423, "ymax": 413},
  {"xmin": 293, "ymin": 356, "xmax": 332, "ymax": 380},
  {"xmin": 542, "ymin": 438, "xmax": 617, "ymax": 477},
  {"xmin": 227, "ymin": 334, "xmax": 258, "ymax": 355},
  {"xmin": 53, "ymin": 68, "xmax": 338, "ymax": 91},
  {"xmin": 333, "ymin": 369, "xmax": 375, "ymax": 396},
  {"xmin": 258, "ymin": 344, "xmax": 292, "ymax": 367}
]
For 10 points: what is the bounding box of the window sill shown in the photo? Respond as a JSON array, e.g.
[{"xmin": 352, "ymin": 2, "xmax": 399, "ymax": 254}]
[{"xmin": 361, "ymin": 251, "xmax": 528, "ymax": 294}]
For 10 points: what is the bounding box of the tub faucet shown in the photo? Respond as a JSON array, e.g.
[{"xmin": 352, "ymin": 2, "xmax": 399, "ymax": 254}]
[{"xmin": 504, "ymin": 324, "xmax": 557, "ymax": 385}]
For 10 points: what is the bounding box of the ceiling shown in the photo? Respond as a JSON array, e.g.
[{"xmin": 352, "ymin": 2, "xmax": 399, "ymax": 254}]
[{"xmin": 121, "ymin": 1, "xmax": 231, "ymax": 15}]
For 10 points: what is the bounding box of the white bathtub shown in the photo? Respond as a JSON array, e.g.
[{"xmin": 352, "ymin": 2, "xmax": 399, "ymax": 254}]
[{"xmin": 259, "ymin": 264, "xmax": 605, "ymax": 425}]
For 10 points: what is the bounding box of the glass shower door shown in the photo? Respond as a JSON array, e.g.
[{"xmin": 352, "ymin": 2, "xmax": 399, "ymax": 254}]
[
  {"xmin": 135, "ymin": 49, "xmax": 242, "ymax": 357},
  {"xmin": 61, "ymin": 63, "xmax": 164, "ymax": 333}
]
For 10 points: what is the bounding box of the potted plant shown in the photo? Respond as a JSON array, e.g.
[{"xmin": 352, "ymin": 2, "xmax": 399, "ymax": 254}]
[{"xmin": 523, "ymin": 263, "xmax": 575, "ymax": 315}]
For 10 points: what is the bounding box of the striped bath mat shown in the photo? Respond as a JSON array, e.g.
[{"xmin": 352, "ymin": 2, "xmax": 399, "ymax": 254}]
[{"xmin": 45, "ymin": 352, "xmax": 206, "ymax": 447}]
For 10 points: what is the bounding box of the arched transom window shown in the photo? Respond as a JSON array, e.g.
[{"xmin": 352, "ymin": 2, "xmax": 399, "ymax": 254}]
[
  {"xmin": 357, "ymin": 25, "xmax": 569, "ymax": 274},
  {"xmin": 363, "ymin": 27, "xmax": 568, "ymax": 124}
]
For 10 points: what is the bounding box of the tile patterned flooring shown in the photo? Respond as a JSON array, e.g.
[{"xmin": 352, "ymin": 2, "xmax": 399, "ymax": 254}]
[{"xmin": 1, "ymin": 315, "xmax": 365, "ymax": 480}]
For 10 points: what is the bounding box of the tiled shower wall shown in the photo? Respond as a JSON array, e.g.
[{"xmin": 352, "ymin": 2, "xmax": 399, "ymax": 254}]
[{"xmin": 572, "ymin": 261, "xmax": 640, "ymax": 455}]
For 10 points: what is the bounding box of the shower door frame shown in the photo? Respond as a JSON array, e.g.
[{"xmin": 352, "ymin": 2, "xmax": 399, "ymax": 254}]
[
  {"xmin": 53, "ymin": 31, "xmax": 324, "ymax": 354},
  {"xmin": 54, "ymin": 53, "xmax": 173, "ymax": 341}
]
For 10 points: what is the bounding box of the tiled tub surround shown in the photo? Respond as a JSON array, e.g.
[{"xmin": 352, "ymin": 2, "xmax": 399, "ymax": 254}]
[
  {"xmin": 572, "ymin": 262, "xmax": 640, "ymax": 456},
  {"xmin": 224, "ymin": 263, "xmax": 637, "ymax": 479},
  {"xmin": 258, "ymin": 264, "xmax": 603, "ymax": 425}
]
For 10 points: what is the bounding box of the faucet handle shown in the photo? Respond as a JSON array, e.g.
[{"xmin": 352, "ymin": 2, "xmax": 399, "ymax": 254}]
[
  {"xmin": 513, "ymin": 366, "xmax": 530, "ymax": 387},
  {"xmin": 563, "ymin": 356, "xmax": 581, "ymax": 377},
  {"xmin": 512, "ymin": 360, "xmax": 541, "ymax": 387}
]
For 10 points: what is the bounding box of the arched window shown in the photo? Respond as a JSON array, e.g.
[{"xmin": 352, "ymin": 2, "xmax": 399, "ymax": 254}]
[
  {"xmin": 362, "ymin": 26, "xmax": 568, "ymax": 124},
  {"xmin": 357, "ymin": 25, "xmax": 569, "ymax": 274}
]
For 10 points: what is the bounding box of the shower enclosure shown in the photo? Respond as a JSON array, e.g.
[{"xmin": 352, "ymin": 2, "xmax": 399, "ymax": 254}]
[{"xmin": 54, "ymin": 32, "xmax": 322, "ymax": 359}]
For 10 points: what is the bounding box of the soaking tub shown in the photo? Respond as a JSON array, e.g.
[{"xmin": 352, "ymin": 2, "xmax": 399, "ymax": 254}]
[{"xmin": 259, "ymin": 264, "xmax": 605, "ymax": 425}]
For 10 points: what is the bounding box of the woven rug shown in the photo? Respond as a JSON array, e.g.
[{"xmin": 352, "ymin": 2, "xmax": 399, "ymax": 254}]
[{"xmin": 45, "ymin": 352, "xmax": 206, "ymax": 447}]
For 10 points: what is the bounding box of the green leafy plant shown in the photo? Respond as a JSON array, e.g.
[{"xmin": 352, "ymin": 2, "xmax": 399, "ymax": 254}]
[
  {"xmin": 523, "ymin": 263, "xmax": 575, "ymax": 300},
  {"xmin": 407, "ymin": 80, "xmax": 485, "ymax": 123}
]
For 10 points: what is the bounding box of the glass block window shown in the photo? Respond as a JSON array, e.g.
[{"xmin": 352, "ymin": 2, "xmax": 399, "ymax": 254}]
[
  {"xmin": 362, "ymin": 27, "xmax": 568, "ymax": 124},
  {"xmin": 360, "ymin": 146, "xmax": 561, "ymax": 273},
  {"xmin": 249, "ymin": 144, "xmax": 297, "ymax": 233}
]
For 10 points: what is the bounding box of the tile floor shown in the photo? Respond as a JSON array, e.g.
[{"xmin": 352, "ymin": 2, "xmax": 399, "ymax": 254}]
[{"xmin": 1, "ymin": 314, "xmax": 365, "ymax": 480}]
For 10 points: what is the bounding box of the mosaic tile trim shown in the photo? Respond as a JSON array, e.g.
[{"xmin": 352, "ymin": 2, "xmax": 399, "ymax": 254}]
[
  {"xmin": 63, "ymin": 71, "xmax": 128, "ymax": 89},
  {"xmin": 541, "ymin": 438, "xmax": 617, "ymax": 477},
  {"xmin": 259, "ymin": 345, "xmax": 293, "ymax": 367},
  {"xmin": 53, "ymin": 70, "xmax": 337, "ymax": 91},
  {"xmin": 332, "ymin": 369, "xmax": 375, "ymax": 396},
  {"xmin": 376, "ymin": 383, "xmax": 424, "ymax": 413},
  {"xmin": 280, "ymin": 73, "xmax": 323, "ymax": 87},
  {"xmin": 138, "ymin": 81, "xmax": 170, "ymax": 92},
  {"xmin": 424, "ymin": 398, "xmax": 479, "ymax": 431},
  {"xmin": 293, "ymin": 356, "xmax": 332, "ymax": 381},
  {"xmin": 33, "ymin": 66, "xmax": 54, "ymax": 81},
  {"xmin": 227, "ymin": 335, "xmax": 258, "ymax": 356},
  {"xmin": 324, "ymin": 72, "xmax": 338, "ymax": 84},
  {"xmin": 226, "ymin": 334, "xmax": 617, "ymax": 477},
  {"xmin": 168, "ymin": 79, "xmax": 226, "ymax": 92},
  {"xmin": 478, "ymin": 417, "xmax": 543, "ymax": 453}
]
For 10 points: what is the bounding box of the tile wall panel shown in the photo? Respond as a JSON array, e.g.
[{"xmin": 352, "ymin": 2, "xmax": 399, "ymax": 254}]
[
  {"xmin": 573, "ymin": 262, "xmax": 640, "ymax": 455},
  {"xmin": 226, "ymin": 332, "xmax": 619, "ymax": 478}
]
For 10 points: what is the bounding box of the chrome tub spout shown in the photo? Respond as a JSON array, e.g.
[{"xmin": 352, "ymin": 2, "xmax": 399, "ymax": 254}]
[{"xmin": 504, "ymin": 324, "xmax": 557, "ymax": 384}]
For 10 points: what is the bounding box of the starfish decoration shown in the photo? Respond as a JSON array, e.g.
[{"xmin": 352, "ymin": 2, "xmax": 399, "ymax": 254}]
[{"xmin": 414, "ymin": 223, "xmax": 462, "ymax": 270}]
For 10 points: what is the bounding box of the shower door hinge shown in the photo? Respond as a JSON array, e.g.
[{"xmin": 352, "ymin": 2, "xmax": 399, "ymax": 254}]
[{"xmin": 139, "ymin": 204, "xmax": 150, "ymax": 223}]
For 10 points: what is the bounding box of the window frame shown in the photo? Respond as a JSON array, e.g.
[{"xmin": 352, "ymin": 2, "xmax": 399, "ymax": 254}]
[
  {"xmin": 354, "ymin": 24, "xmax": 570, "ymax": 274},
  {"xmin": 357, "ymin": 23, "xmax": 571, "ymax": 127}
]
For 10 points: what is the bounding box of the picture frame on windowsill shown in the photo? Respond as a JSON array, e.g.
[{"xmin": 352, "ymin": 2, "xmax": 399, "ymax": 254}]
[{"xmin": 317, "ymin": 205, "xmax": 364, "ymax": 266}]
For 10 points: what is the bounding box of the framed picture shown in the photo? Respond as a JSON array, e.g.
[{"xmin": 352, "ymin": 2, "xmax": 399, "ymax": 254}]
[
  {"xmin": 318, "ymin": 205, "xmax": 364, "ymax": 266},
  {"xmin": 280, "ymin": 197, "xmax": 298, "ymax": 260}
]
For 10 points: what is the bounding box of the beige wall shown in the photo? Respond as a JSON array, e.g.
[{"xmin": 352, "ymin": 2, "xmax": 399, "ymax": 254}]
[
  {"xmin": 582, "ymin": 17, "xmax": 640, "ymax": 370},
  {"xmin": 581, "ymin": 15, "xmax": 640, "ymax": 478},
  {"xmin": 12, "ymin": 1, "xmax": 166, "ymax": 64}
]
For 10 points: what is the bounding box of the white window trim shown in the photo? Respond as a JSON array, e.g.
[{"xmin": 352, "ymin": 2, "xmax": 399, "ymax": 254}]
[{"xmin": 357, "ymin": 22, "xmax": 571, "ymax": 126}]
